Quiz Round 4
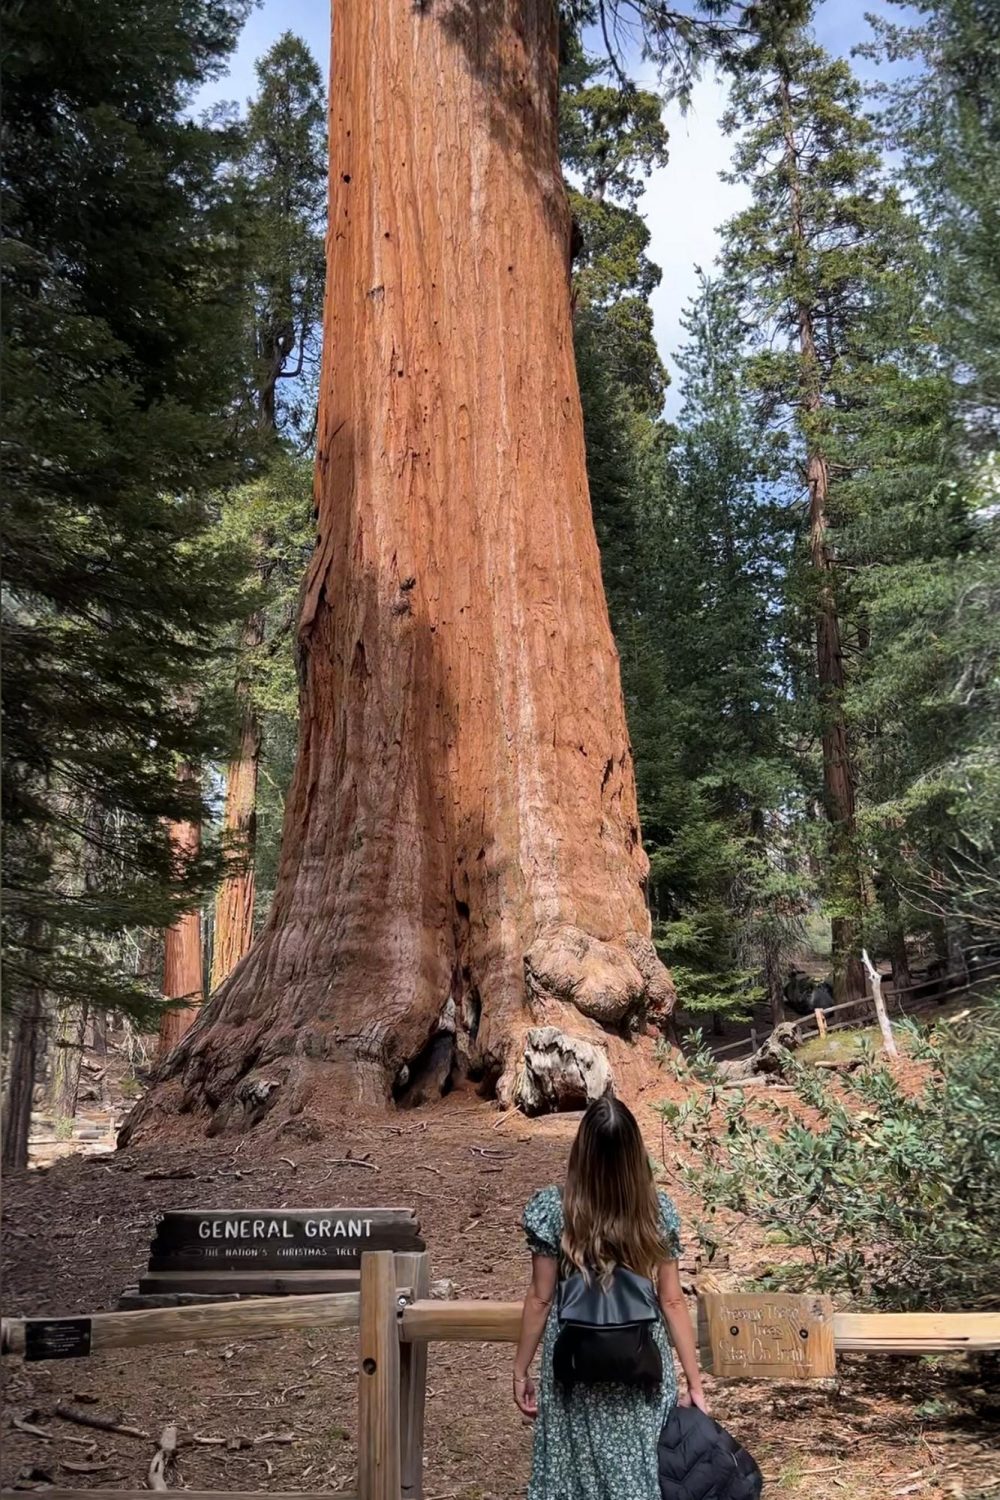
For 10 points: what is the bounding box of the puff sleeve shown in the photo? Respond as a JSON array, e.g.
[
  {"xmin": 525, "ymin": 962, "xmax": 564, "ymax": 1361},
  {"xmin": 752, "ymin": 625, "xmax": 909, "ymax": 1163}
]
[
  {"xmin": 522, "ymin": 1185, "xmax": 562, "ymax": 1258},
  {"xmin": 657, "ymin": 1191, "xmax": 683, "ymax": 1260}
]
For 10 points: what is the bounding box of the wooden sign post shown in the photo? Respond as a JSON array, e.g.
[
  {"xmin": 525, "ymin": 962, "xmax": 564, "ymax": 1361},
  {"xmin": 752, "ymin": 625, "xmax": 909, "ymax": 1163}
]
[
  {"xmin": 121, "ymin": 1207, "xmax": 424, "ymax": 1307},
  {"xmin": 699, "ymin": 1291, "xmax": 836, "ymax": 1380}
]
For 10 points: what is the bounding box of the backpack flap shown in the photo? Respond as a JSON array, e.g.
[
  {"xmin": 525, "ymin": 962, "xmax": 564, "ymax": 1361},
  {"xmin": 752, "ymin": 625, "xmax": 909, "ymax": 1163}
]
[{"xmin": 557, "ymin": 1266, "xmax": 660, "ymax": 1327}]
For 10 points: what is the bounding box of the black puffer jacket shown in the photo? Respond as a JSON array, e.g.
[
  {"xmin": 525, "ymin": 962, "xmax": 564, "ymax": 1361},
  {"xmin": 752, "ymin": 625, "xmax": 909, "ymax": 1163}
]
[{"xmin": 658, "ymin": 1404, "xmax": 763, "ymax": 1500}]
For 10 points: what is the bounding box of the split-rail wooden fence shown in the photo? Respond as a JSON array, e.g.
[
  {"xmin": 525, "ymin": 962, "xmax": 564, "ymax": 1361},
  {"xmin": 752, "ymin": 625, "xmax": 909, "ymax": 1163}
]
[
  {"xmin": 707, "ymin": 953, "xmax": 1000, "ymax": 1063},
  {"xmin": 3, "ymin": 1250, "xmax": 999, "ymax": 1500}
]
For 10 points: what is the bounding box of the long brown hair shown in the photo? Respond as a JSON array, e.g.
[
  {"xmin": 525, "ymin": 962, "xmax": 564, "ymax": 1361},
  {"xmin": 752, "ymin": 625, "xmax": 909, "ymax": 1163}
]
[{"xmin": 561, "ymin": 1094, "xmax": 669, "ymax": 1284}]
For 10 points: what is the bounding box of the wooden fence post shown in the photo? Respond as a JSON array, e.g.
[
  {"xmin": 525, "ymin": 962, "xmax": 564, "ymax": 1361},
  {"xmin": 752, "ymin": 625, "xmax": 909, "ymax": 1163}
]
[
  {"xmin": 395, "ymin": 1251, "xmax": 430, "ymax": 1500},
  {"xmin": 357, "ymin": 1252, "xmax": 401, "ymax": 1500}
]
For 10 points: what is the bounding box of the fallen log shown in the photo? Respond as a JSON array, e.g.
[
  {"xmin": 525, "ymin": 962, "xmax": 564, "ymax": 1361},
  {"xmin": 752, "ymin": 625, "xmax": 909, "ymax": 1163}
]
[{"xmin": 717, "ymin": 1021, "xmax": 803, "ymax": 1082}]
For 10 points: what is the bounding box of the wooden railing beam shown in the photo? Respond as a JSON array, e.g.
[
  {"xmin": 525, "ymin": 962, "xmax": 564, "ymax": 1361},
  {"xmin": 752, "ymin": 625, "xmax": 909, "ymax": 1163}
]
[
  {"xmin": 1, "ymin": 1289, "xmax": 368, "ymax": 1356},
  {"xmin": 397, "ymin": 1300, "xmax": 1000, "ymax": 1355},
  {"xmin": 0, "ymin": 1494, "xmax": 357, "ymax": 1500}
]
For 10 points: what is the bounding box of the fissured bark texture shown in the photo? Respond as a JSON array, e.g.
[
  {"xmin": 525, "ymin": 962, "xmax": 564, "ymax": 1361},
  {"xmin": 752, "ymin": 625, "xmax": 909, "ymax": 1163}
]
[{"xmin": 122, "ymin": 0, "xmax": 673, "ymax": 1141}]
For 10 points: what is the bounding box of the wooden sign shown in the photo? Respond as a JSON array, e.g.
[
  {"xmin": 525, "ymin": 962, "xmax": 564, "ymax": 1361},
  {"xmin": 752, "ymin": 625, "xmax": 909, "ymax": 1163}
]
[
  {"xmin": 699, "ymin": 1292, "xmax": 835, "ymax": 1380},
  {"xmin": 122, "ymin": 1208, "xmax": 424, "ymax": 1306},
  {"xmin": 24, "ymin": 1317, "xmax": 92, "ymax": 1362}
]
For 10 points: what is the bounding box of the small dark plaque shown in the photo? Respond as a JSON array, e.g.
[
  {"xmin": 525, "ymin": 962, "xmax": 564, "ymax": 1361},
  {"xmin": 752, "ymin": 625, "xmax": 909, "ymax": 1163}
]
[
  {"xmin": 24, "ymin": 1317, "xmax": 92, "ymax": 1362},
  {"xmin": 147, "ymin": 1207, "xmax": 424, "ymax": 1272}
]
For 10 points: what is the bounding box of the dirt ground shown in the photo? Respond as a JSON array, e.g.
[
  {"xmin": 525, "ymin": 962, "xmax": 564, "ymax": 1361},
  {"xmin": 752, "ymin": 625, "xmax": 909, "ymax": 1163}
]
[{"xmin": 2, "ymin": 1086, "xmax": 996, "ymax": 1500}]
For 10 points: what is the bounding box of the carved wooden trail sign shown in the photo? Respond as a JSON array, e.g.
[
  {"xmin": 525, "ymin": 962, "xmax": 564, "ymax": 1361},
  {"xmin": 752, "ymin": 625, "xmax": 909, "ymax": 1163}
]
[
  {"xmin": 122, "ymin": 1207, "xmax": 424, "ymax": 1307},
  {"xmin": 700, "ymin": 1291, "xmax": 836, "ymax": 1380},
  {"xmin": 150, "ymin": 1208, "xmax": 423, "ymax": 1269}
]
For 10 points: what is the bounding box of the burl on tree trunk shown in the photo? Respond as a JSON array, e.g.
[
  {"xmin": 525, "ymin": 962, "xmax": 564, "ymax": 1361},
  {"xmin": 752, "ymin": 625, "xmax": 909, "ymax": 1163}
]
[{"xmin": 122, "ymin": 0, "xmax": 673, "ymax": 1142}]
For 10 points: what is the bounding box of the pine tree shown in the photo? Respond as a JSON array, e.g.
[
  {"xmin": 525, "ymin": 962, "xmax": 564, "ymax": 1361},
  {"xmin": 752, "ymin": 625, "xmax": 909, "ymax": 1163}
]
[
  {"xmin": 647, "ymin": 277, "xmax": 805, "ymax": 1023},
  {"xmin": 211, "ymin": 35, "xmax": 326, "ymax": 990},
  {"xmin": 211, "ymin": 454, "xmax": 317, "ymax": 946},
  {"xmin": 855, "ymin": 0, "xmax": 1000, "ymax": 968},
  {"xmin": 241, "ymin": 32, "xmax": 328, "ymax": 442},
  {"xmin": 865, "ymin": 0, "xmax": 1000, "ymax": 441},
  {"xmin": 1, "ymin": 0, "xmax": 252, "ymax": 1163},
  {"xmin": 560, "ymin": 30, "xmax": 669, "ymax": 415},
  {"xmin": 718, "ymin": 4, "xmax": 927, "ymax": 1004}
]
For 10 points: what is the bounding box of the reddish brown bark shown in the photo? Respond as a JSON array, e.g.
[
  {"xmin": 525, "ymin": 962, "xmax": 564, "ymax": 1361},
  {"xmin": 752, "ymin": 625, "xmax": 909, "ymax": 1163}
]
[
  {"xmin": 211, "ymin": 610, "xmax": 265, "ymax": 992},
  {"xmin": 158, "ymin": 765, "xmax": 204, "ymax": 1056},
  {"xmin": 2, "ymin": 921, "xmax": 45, "ymax": 1171},
  {"xmin": 781, "ymin": 74, "xmax": 865, "ymax": 1009},
  {"xmin": 122, "ymin": 0, "xmax": 673, "ymax": 1141}
]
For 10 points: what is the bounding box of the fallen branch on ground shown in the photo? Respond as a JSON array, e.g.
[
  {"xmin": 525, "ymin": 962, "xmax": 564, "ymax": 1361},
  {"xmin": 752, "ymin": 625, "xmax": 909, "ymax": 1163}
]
[
  {"xmin": 54, "ymin": 1402, "xmax": 148, "ymax": 1440},
  {"xmin": 12, "ymin": 1417, "xmax": 94, "ymax": 1446}
]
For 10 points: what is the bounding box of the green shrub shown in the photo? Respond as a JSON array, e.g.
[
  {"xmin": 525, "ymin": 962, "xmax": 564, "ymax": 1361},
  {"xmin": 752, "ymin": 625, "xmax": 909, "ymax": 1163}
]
[{"xmin": 660, "ymin": 999, "xmax": 1000, "ymax": 1310}]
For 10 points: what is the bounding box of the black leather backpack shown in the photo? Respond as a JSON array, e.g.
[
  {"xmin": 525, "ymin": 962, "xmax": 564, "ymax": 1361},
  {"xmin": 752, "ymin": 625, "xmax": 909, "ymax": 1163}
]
[{"xmin": 552, "ymin": 1264, "xmax": 663, "ymax": 1397}]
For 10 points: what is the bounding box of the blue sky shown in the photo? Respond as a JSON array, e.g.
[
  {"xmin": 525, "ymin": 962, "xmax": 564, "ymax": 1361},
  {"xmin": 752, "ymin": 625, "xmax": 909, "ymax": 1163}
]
[{"xmin": 202, "ymin": 1, "xmax": 916, "ymax": 414}]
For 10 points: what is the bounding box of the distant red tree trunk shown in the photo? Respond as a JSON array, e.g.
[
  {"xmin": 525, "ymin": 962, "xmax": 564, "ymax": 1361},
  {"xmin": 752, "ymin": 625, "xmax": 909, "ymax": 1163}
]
[
  {"xmin": 122, "ymin": 0, "xmax": 673, "ymax": 1142},
  {"xmin": 157, "ymin": 764, "xmax": 204, "ymax": 1056},
  {"xmin": 211, "ymin": 611, "xmax": 265, "ymax": 992}
]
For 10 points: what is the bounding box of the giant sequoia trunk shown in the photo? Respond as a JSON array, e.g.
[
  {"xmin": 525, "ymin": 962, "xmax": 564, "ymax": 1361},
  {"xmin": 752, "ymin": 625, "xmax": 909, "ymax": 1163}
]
[
  {"xmin": 157, "ymin": 765, "xmax": 204, "ymax": 1056},
  {"xmin": 122, "ymin": 0, "xmax": 673, "ymax": 1141}
]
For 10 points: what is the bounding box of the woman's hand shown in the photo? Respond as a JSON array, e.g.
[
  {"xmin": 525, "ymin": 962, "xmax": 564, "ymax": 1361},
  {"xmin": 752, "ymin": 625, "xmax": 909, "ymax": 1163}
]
[
  {"xmin": 679, "ymin": 1386, "xmax": 710, "ymax": 1415},
  {"xmin": 513, "ymin": 1372, "xmax": 538, "ymax": 1419}
]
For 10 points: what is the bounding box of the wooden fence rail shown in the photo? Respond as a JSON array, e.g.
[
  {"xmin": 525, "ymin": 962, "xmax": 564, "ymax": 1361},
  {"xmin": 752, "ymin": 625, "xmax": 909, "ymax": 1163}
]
[
  {"xmin": 706, "ymin": 955, "xmax": 1000, "ymax": 1062},
  {"xmin": 0, "ymin": 1494, "xmax": 355, "ymax": 1500},
  {"xmin": 3, "ymin": 1251, "xmax": 999, "ymax": 1500},
  {"xmin": 4, "ymin": 1283, "xmax": 999, "ymax": 1361},
  {"xmin": 0, "ymin": 1289, "xmax": 364, "ymax": 1357}
]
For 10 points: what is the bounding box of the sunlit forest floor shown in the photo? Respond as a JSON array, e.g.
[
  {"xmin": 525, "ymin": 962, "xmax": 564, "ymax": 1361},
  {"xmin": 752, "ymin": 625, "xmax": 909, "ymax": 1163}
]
[{"xmin": 2, "ymin": 1084, "xmax": 996, "ymax": 1500}]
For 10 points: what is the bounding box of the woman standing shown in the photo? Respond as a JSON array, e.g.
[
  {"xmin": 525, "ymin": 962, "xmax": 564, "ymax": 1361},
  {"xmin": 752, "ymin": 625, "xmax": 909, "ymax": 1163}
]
[{"xmin": 513, "ymin": 1095, "xmax": 707, "ymax": 1500}]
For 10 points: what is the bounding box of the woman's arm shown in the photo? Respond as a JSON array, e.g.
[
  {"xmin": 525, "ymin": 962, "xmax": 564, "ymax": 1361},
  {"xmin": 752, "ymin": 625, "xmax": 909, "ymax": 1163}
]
[
  {"xmin": 513, "ymin": 1253, "xmax": 558, "ymax": 1418},
  {"xmin": 657, "ymin": 1259, "xmax": 709, "ymax": 1412}
]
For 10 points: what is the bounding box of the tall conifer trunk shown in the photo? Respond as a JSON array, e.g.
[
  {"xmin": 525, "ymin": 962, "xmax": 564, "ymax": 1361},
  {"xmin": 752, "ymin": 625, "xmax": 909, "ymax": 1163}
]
[
  {"xmin": 158, "ymin": 764, "xmax": 204, "ymax": 1055},
  {"xmin": 2, "ymin": 918, "xmax": 45, "ymax": 1169},
  {"xmin": 122, "ymin": 0, "xmax": 673, "ymax": 1141},
  {"xmin": 211, "ymin": 609, "xmax": 265, "ymax": 990},
  {"xmin": 780, "ymin": 71, "xmax": 865, "ymax": 1008}
]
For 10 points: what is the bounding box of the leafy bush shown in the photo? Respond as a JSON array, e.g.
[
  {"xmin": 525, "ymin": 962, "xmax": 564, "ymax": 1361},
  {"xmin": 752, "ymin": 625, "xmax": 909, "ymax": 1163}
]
[{"xmin": 660, "ymin": 999, "xmax": 1000, "ymax": 1310}]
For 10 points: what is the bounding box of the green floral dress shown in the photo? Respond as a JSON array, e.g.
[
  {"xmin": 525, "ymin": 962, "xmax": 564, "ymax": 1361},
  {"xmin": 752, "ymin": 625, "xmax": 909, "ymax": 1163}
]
[{"xmin": 522, "ymin": 1185, "xmax": 681, "ymax": 1500}]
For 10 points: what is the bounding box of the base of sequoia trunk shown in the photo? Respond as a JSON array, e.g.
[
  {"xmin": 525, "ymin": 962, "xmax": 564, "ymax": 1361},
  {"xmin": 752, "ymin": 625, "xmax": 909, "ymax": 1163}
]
[
  {"xmin": 117, "ymin": 926, "xmax": 675, "ymax": 1146},
  {"xmin": 118, "ymin": 1024, "xmax": 669, "ymax": 1146}
]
